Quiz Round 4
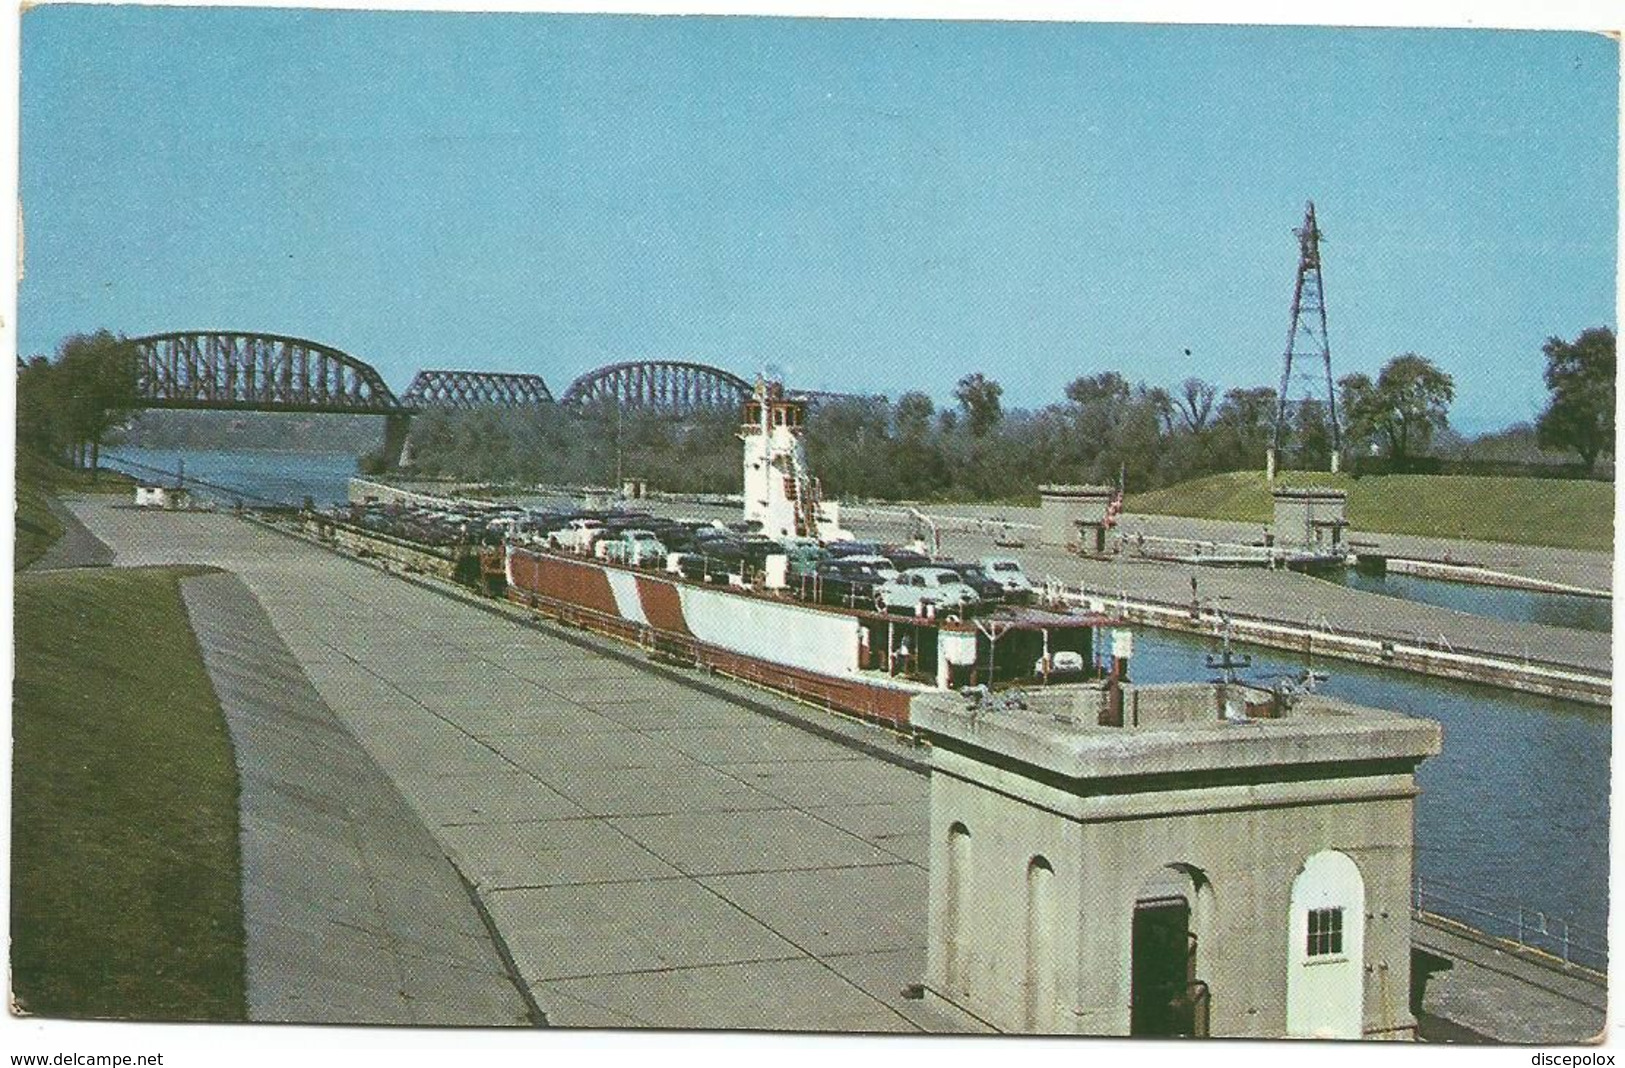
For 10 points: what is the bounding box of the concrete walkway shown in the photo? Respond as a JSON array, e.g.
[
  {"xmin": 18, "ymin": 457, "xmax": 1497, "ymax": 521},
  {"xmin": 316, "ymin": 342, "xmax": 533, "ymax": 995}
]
[
  {"xmin": 180, "ymin": 571, "xmax": 534, "ymax": 1026},
  {"xmin": 835, "ymin": 500, "xmax": 1614, "ymax": 595},
  {"xmin": 1413, "ymin": 914, "xmax": 1606, "ymax": 1044},
  {"xmin": 26, "ymin": 494, "xmax": 115, "ymax": 571},
  {"xmin": 63, "ymin": 496, "xmax": 954, "ymax": 1033}
]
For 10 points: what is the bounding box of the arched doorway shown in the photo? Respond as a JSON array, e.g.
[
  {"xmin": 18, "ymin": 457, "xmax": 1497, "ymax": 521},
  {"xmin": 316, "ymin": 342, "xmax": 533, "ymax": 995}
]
[
  {"xmin": 1286, "ymin": 850, "xmax": 1366, "ymax": 1038},
  {"xmin": 1022, "ymin": 856, "xmax": 1056, "ymax": 1030},
  {"xmin": 943, "ymin": 822, "xmax": 972, "ymax": 998},
  {"xmin": 1130, "ymin": 865, "xmax": 1212, "ymax": 1037}
]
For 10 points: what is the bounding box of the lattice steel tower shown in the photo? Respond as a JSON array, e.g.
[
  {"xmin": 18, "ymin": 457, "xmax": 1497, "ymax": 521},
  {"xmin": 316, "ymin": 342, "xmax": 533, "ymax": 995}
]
[{"xmin": 1270, "ymin": 201, "xmax": 1342, "ymax": 476}]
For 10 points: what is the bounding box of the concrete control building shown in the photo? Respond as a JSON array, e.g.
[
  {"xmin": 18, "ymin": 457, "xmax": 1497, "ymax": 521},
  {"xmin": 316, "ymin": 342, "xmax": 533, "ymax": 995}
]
[
  {"xmin": 1272, "ymin": 486, "xmax": 1350, "ymax": 554},
  {"xmin": 913, "ymin": 682, "xmax": 1440, "ymax": 1039},
  {"xmin": 1038, "ymin": 485, "xmax": 1116, "ymax": 554}
]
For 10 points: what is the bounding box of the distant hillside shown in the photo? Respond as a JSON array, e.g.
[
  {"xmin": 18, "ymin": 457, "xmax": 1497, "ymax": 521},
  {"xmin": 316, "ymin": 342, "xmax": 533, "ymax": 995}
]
[
  {"xmin": 114, "ymin": 410, "xmax": 384, "ymax": 453},
  {"xmin": 1126, "ymin": 471, "xmax": 1614, "ymax": 552}
]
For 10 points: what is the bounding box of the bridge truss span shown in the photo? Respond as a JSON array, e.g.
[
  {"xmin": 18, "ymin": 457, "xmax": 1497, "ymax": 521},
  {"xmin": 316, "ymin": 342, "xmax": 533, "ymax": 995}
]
[
  {"xmin": 401, "ymin": 369, "xmax": 554, "ymax": 409},
  {"xmin": 130, "ymin": 331, "xmax": 399, "ymax": 414},
  {"xmin": 561, "ymin": 360, "xmax": 751, "ymax": 414}
]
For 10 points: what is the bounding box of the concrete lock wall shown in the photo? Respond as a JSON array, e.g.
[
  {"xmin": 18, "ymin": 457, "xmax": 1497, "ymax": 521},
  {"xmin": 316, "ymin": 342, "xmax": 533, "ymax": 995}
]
[
  {"xmin": 925, "ymin": 752, "xmax": 1420, "ymax": 1038},
  {"xmin": 312, "ymin": 520, "xmax": 462, "ymax": 580}
]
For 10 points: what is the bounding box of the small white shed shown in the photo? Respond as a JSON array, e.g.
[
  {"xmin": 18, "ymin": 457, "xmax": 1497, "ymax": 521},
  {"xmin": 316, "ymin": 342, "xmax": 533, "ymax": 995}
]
[{"xmin": 134, "ymin": 485, "xmax": 190, "ymax": 510}]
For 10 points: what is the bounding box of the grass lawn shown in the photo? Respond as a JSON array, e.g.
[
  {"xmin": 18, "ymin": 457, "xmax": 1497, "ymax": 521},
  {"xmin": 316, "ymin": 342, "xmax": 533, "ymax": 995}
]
[
  {"xmin": 11, "ymin": 565, "xmax": 247, "ymax": 1020},
  {"xmin": 15, "ymin": 477, "xmax": 65, "ymax": 570},
  {"xmin": 1126, "ymin": 470, "xmax": 1614, "ymax": 552}
]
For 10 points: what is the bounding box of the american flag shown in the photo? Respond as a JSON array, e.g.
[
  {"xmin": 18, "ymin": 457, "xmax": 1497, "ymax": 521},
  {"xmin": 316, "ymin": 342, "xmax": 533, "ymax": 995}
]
[{"xmin": 1105, "ymin": 490, "xmax": 1123, "ymax": 527}]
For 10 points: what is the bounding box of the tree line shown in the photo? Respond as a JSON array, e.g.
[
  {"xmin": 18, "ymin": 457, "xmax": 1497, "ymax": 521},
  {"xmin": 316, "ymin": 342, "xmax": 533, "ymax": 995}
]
[
  {"xmin": 16, "ymin": 326, "xmax": 1613, "ymax": 501},
  {"xmin": 394, "ymin": 328, "xmax": 1613, "ymax": 501},
  {"xmin": 17, "ymin": 331, "xmax": 139, "ymax": 475}
]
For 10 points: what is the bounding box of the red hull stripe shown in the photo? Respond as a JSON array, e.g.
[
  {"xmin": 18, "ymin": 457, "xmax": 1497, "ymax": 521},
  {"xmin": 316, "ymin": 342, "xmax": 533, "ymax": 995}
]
[
  {"xmin": 514, "ymin": 549, "xmax": 621, "ymax": 619},
  {"xmin": 506, "ymin": 566, "xmax": 914, "ymax": 729},
  {"xmin": 635, "ymin": 576, "xmax": 692, "ymax": 636}
]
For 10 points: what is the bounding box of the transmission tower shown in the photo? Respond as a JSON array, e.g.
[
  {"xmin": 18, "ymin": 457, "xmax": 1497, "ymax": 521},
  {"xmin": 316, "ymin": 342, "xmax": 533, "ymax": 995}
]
[{"xmin": 1269, "ymin": 200, "xmax": 1342, "ymax": 477}]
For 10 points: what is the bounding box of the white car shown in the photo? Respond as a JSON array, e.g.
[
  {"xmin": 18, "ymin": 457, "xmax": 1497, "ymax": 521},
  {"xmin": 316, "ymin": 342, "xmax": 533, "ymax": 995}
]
[
  {"xmin": 601, "ymin": 529, "xmax": 668, "ymax": 567},
  {"xmin": 980, "ymin": 556, "xmax": 1035, "ymax": 600},
  {"xmin": 877, "ymin": 567, "xmax": 981, "ymax": 615},
  {"xmin": 549, "ymin": 518, "xmax": 605, "ymax": 553}
]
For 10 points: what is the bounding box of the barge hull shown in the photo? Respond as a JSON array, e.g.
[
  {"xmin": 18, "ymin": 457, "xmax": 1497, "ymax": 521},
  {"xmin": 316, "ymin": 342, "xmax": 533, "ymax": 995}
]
[{"xmin": 504, "ymin": 547, "xmax": 920, "ymax": 728}]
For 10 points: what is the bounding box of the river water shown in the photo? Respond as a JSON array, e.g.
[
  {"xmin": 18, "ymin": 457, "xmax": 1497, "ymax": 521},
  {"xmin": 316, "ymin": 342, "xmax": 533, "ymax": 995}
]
[
  {"xmin": 95, "ymin": 447, "xmax": 1614, "ymax": 966},
  {"xmin": 104, "ymin": 447, "xmax": 363, "ymax": 509}
]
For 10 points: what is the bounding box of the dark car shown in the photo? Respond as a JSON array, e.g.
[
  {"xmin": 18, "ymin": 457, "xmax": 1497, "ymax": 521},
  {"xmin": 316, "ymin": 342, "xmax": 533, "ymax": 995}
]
[
  {"xmin": 601, "ymin": 512, "xmax": 655, "ymax": 535},
  {"xmin": 825, "ymin": 540, "xmax": 883, "ymax": 559},
  {"xmin": 807, "ymin": 559, "xmax": 887, "ymax": 608},
  {"xmin": 678, "ymin": 535, "xmax": 777, "ymax": 581},
  {"xmin": 936, "ymin": 561, "xmax": 1005, "ymax": 607},
  {"xmin": 880, "ymin": 547, "xmax": 933, "ymax": 573}
]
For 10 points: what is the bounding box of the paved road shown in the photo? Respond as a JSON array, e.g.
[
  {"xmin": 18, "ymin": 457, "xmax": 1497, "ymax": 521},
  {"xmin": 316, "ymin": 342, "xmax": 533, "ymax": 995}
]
[
  {"xmin": 64, "ymin": 496, "xmax": 956, "ymax": 1033},
  {"xmin": 1412, "ymin": 915, "xmax": 1605, "ymax": 1044}
]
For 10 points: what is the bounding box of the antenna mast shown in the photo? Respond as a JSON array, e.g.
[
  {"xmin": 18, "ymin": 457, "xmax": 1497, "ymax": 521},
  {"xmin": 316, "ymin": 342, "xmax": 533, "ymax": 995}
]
[{"xmin": 1269, "ymin": 201, "xmax": 1342, "ymax": 478}]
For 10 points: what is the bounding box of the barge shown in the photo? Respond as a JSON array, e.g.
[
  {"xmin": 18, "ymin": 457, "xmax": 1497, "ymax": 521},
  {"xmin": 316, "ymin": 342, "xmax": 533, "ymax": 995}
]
[{"xmin": 481, "ymin": 381, "xmax": 1115, "ymax": 730}]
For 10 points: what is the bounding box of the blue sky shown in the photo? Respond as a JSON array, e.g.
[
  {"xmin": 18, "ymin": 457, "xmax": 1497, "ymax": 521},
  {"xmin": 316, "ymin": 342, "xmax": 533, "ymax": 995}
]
[{"xmin": 18, "ymin": 9, "xmax": 1618, "ymax": 432}]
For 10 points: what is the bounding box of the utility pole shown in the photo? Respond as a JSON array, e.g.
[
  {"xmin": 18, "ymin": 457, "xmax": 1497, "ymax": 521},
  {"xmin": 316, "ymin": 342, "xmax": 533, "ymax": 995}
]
[{"xmin": 1269, "ymin": 201, "xmax": 1342, "ymax": 479}]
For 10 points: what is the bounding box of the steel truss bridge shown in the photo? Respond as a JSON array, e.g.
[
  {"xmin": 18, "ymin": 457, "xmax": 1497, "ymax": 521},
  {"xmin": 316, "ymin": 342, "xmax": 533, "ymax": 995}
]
[
  {"xmin": 128, "ymin": 331, "xmax": 563, "ymax": 466},
  {"xmin": 131, "ymin": 331, "xmax": 401, "ymax": 414},
  {"xmin": 560, "ymin": 360, "xmax": 752, "ymax": 413},
  {"xmin": 400, "ymin": 368, "xmax": 554, "ymax": 408},
  {"xmin": 129, "ymin": 333, "xmax": 558, "ymax": 415},
  {"xmin": 124, "ymin": 331, "xmax": 867, "ymax": 463}
]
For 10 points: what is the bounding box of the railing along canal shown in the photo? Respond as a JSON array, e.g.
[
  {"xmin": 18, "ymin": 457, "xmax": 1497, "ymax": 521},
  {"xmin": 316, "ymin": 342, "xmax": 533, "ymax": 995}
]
[{"xmin": 1412, "ymin": 873, "xmax": 1607, "ymax": 973}]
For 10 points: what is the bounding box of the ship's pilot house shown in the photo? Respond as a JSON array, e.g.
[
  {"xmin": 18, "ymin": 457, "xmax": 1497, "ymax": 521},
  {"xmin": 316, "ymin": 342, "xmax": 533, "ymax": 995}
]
[{"xmin": 913, "ymin": 683, "xmax": 1440, "ymax": 1039}]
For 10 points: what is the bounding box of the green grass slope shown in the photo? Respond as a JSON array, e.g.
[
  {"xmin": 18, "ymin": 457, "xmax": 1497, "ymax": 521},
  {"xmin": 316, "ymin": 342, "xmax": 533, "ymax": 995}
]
[
  {"xmin": 1127, "ymin": 470, "xmax": 1614, "ymax": 552},
  {"xmin": 11, "ymin": 566, "xmax": 247, "ymax": 1020},
  {"xmin": 15, "ymin": 477, "xmax": 65, "ymax": 570}
]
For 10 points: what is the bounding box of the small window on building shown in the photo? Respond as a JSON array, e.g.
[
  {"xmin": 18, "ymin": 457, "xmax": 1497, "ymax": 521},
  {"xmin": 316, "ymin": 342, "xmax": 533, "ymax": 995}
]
[{"xmin": 1307, "ymin": 907, "xmax": 1344, "ymax": 957}]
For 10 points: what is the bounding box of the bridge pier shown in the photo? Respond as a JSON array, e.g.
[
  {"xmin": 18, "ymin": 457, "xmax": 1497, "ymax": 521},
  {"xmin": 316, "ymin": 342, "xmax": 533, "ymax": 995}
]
[{"xmin": 382, "ymin": 413, "xmax": 414, "ymax": 469}]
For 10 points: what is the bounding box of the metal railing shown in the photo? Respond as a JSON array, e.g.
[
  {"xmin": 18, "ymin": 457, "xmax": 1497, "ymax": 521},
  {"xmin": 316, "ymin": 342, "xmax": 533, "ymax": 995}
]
[{"xmin": 1412, "ymin": 873, "xmax": 1608, "ymax": 973}]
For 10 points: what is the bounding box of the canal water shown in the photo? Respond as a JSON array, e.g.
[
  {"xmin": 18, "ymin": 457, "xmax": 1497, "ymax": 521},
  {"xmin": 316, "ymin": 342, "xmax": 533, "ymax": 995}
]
[
  {"xmin": 1323, "ymin": 567, "xmax": 1612, "ymax": 634},
  {"xmin": 94, "ymin": 447, "xmax": 1614, "ymax": 967}
]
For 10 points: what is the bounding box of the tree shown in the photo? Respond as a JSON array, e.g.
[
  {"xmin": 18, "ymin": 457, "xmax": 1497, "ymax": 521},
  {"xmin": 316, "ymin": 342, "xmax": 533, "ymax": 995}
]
[
  {"xmin": 893, "ymin": 392, "xmax": 935, "ymax": 441},
  {"xmin": 954, "ymin": 373, "xmax": 1003, "ymax": 438},
  {"xmin": 1064, "ymin": 371, "xmax": 1131, "ymax": 411},
  {"xmin": 1172, "ymin": 377, "xmax": 1217, "ymax": 433},
  {"xmin": 804, "ymin": 396, "xmax": 891, "ymax": 500},
  {"xmin": 880, "ymin": 392, "xmax": 947, "ymax": 500},
  {"xmin": 1210, "ymin": 386, "xmax": 1277, "ymax": 470},
  {"xmin": 16, "ymin": 356, "xmax": 67, "ymax": 460},
  {"xmin": 1536, "ymin": 327, "xmax": 1615, "ymax": 471},
  {"xmin": 1339, "ymin": 353, "xmax": 1454, "ymax": 463},
  {"xmin": 54, "ymin": 331, "xmax": 138, "ymax": 473},
  {"xmin": 1291, "ymin": 398, "xmax": 1335, "ymax": 470}
]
